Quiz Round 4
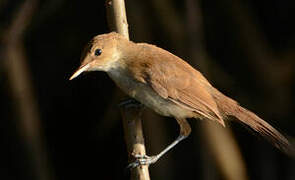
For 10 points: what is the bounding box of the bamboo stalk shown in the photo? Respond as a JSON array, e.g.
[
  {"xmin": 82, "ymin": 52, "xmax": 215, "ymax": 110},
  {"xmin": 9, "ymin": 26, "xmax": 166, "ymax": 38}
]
[{"xmin": 105, "ymin": 0, "xmax": 151, "ymax": 179}]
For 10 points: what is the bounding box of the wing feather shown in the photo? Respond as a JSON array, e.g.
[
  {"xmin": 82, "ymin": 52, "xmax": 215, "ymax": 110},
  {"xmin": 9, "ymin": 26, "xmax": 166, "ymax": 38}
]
[{"xmin": 129, "ymin": 44, "xmax": 225, "ymax": 126}]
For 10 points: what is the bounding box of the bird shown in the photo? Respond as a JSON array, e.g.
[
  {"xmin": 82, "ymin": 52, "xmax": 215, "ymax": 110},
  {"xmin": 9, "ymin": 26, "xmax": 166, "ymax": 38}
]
[{"xmin": 70, "ymin": 32, "xmax": 294, "ymax": 167}]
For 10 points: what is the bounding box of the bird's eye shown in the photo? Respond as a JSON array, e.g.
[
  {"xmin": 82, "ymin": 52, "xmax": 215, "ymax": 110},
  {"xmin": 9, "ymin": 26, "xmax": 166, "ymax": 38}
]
[{"xmin": 94, "ymin": 49, "xmax": 102, "ymax": 56}]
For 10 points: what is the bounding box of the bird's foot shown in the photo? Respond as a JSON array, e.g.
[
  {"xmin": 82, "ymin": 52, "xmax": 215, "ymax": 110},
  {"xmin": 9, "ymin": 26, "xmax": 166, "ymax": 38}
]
[
  {"xmin": 127, "ymin": 154, "xmax": 159, "ymax": 169},
  {"xmin": 118, "ymin": 98, "xmax": 143, "ymax": 108}
]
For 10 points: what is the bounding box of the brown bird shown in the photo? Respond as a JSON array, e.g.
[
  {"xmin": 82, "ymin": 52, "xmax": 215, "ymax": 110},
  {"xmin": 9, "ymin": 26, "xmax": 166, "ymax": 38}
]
[{"xmin": 70, "ymin": 32, "xmax": 294, "ymax": 167}]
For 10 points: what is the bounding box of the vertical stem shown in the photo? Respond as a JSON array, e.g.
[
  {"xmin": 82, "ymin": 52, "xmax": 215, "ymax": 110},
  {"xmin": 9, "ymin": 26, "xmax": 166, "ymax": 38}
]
[
  {"xmin": 105, "ymin": 0, "xmax": 150, "ymax": 179},
  {"xmin": 111, "ymin": 0, "xmax": 129, "ymax": 40},
  {"xmin": 120, "ymin": 106, "xmax": 151, "ymax": 180}
]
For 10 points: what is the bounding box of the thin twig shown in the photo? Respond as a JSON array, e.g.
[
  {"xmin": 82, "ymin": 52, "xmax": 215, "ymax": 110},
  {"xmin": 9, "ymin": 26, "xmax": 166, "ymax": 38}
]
[{"xmin": 105, "ymin": 0, "xmax": 150, "ymax": 179}]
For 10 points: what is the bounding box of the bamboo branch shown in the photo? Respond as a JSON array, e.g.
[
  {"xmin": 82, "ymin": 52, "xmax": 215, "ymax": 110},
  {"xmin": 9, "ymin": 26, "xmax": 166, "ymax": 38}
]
[
  {"xmin": 120, "ymin": 105, "xmax": 151, "ymax": 180},
  {"xmin": 106, "ymin": 0, "xmax": 129, "ymax": 40},
  {"xmin": 105, "ymin": 0, "xmax": 150, "ymax": 179}
]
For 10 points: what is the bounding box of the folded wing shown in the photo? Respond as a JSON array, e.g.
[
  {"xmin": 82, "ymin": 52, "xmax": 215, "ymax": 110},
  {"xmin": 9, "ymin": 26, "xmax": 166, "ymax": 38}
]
[{"xmin": 129, "ymin": 44, "xmax": 225, "ymax": 126}]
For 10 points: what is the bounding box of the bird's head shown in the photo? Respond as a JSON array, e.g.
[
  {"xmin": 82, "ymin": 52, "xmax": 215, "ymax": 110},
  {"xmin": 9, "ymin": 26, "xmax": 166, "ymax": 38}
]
[{"xmin": 69, "ymin": 32, "xmax": 124, "ymax": 80}]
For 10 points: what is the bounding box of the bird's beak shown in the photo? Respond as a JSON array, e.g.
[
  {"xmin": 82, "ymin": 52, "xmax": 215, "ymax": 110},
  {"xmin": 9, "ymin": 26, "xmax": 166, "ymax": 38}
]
[{"xmin": 69, "ymin": 63, "xmax": 90, "ymax": 80}]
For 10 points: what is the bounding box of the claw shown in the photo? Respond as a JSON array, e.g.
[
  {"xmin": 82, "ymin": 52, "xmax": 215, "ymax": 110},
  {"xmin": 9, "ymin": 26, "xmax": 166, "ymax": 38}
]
[{"xmin": 127, "ymin": 154, "xmax": 159, "ymax": 169}]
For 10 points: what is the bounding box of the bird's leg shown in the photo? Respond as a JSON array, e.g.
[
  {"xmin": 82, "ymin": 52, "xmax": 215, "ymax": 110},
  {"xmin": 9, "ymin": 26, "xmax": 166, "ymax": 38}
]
[{"xmin": 128, "ymin": 118, "xmax": 191, "ymax": 168}]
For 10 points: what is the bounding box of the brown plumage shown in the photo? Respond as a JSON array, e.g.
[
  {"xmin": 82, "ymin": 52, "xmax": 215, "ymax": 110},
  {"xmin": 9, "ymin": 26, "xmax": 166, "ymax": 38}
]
[{"xmin": 70, "ymin": 32, "xmax": 294, "ymax": 166}]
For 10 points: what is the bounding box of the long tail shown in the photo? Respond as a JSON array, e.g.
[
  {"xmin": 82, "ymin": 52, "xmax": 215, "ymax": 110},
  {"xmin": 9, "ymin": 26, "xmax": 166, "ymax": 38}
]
[{"xmin": 212, "ymin": 88, "xmax": 294, "ymax": 157}]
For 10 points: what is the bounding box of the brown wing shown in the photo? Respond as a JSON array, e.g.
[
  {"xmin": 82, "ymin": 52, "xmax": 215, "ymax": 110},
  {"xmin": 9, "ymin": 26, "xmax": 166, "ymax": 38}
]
[{"xmin": 129, "ymin": 44, "xmax": 225, "ymax": 126}]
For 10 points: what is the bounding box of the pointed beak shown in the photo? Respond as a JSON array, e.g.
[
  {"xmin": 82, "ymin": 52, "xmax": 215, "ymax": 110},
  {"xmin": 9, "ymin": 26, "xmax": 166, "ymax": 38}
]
[{"xmin": 69, "ymin": 63, "xmax": 90, "ymax": 80}]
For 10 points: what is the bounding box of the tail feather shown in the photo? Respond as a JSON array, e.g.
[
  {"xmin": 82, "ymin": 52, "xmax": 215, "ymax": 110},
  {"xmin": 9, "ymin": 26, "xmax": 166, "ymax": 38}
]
[
  {"xmin": 232, "ymin": 106, "xmax": 293, "ymax": 156},
  {"xmin": 212, "ymin": 89, "xmax": 295, "ymax": 157}
]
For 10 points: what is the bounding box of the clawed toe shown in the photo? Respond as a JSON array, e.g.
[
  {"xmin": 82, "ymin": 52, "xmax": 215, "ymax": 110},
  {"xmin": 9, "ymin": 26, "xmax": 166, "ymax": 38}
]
[{"xmin": 127, "ymin": 154, "xmax": 159, "ymax": 169}]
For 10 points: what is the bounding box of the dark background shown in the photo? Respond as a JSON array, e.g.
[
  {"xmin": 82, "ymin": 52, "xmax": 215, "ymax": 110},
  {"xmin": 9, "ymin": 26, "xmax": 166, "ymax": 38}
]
[{"xmin": 1, "ymin": 0, "xmax": 295, "ymax": 180}]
